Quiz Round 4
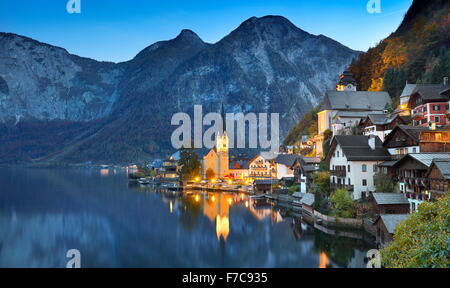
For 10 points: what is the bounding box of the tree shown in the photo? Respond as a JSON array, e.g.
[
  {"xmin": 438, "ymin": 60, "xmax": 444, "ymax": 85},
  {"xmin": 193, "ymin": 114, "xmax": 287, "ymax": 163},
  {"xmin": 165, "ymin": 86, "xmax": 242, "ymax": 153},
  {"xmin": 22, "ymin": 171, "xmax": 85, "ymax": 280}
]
[
  {"xmin": 374, "ymin": 173, "xmax": 396, "ymax": 192},
  {"xmin": 178, "ymin": 147, "xmax": 201, "ymax": 181},
  {"xmin": 205, "ymin": 168, "xmax": 216, "ymax": 181},
  {"xmin": 312, "ymin": 171, "xmax": 331, "ymax": 213},
  {"xmin": 381, "ymin": 194, "xmax": 450, "ymax": 268},
  {"xmin": 330, "ymin": 189, "xmax": 354, "ymax": 218}
]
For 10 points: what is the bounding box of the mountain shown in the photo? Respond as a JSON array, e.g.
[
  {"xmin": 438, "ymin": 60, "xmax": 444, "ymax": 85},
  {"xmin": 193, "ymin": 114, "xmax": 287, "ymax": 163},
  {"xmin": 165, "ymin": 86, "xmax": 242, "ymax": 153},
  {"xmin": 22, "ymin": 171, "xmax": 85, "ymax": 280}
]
[
  {"xmin": 349, "ymin": 0, "xmax": 450, "ymax": 100},
  {"xmin": 0, "ymin": 16, "xmax": 360, "ymax": 164}
]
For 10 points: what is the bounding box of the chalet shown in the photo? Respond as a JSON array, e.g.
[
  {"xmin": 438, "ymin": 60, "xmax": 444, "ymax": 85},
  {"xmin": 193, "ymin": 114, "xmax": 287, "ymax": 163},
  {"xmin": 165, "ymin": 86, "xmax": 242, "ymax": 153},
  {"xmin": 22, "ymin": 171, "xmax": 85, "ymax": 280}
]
[
  {"xmin": 292, "ymin": 157, "xmax": 320, "ymax": 193},
  {"xmin": 326, "ymin": 135, "xmax": 392, "ymax": 200},
  {"xmin": 249, "ymin": 154, "xmax": 275, "ymax": 179},
  {"xmin": 426, "ymin": 158, "xmax": 450, "ymax": 200},
  {"xmin": 374, "ymin": 214, "xmax": 409, "ymax": 248},
  {"xmin": 273, "ymin": 154, "xmax": 302, "ymax": 179},
  {"xmin": 253, "ymin": 179, "xmax": 279, "ymax": 194},
  {"xmin": 361, "ymin": 113, "xmax": 408, "ymax": 142},
  {"xmin": 383, "ymin": 125, "xmax": 450, "ymax": 158},
  {"xmin": 407, "ymin": 79, "xmax": 449, "ymax": 127},
  {"xmin": 368, "ymin": 193, "xmax": 410, "ymax": 216},
  {"xmin": 390, "ymin": 153, "xmax": 450, "ymax": 211},
  {"xmin": 397, "ymin": 83, "xmax": 417, "ymax": 116},
  {"xmin": 159, "ymin": 155, "xmax": 180, "ymax": 181}
]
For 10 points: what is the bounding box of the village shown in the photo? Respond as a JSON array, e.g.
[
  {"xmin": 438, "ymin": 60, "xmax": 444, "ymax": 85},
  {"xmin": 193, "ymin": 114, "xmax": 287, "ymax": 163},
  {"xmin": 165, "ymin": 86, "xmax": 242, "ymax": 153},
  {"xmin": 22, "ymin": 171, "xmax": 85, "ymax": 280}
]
[{"xmin": 137, "ymin": 72, "xmax": 450, "ymax": 249}]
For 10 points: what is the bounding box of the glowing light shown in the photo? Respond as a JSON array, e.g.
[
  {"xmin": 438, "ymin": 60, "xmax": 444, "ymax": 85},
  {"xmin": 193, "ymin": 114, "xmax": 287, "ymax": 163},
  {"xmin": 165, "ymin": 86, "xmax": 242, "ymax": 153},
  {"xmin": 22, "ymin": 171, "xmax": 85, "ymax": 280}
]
[
  {"xmin": 240, "ymin": 193, "xmax": 245, "ymax": 200},
  {"xmin": 228, "ymin": 198, "xmax": 233, "ymax": 205},
  {"xmin": 195, "ymin": 177, "xmax": 200, "ymax": 182},
  {"xmin": 100, "ymin": 169, "xmax": 109, "ymax": 176},
  {"xmin": 195, "ymin": 195, "xmax": 200, "ymax": 202},
  {"xmin": 170, "ymin": 200, "xmax": 173, "ymax": 213},
  {"xmin": 245, "ymin": 201, "xmax": 249, "ymax": 208},
  {"xmin": 211, "ymin": 195, "xmax": 216, "ymax": 202},
  {"xmin": 216, "ymin": 215, "xmax": 230, "ymax": 241},
  {"xmin": 319, "ymin": 252, "xmax": 329, "ymax": 268},
  {"xmin": 211, "ymin": 179, "xmax": 216, "ymax": 184},
  {"xmin": 227, "ymin": 180, "xmax": 233, "ymax": 185},
  {"xmin": 425, "ymin": 190, "xmax": 429, "ymax": 195}
]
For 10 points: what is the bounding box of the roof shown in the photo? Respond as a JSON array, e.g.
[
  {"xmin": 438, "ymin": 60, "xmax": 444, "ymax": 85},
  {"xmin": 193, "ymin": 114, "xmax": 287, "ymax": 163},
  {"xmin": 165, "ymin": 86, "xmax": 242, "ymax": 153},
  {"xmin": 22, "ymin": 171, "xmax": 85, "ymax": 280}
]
[
  {"xmin": 371, "ymin": 193, "xmax": 409, "ymax": 205},
  {"xmin": 378, "ymin": 160, "xmax": 398, "ymax": 167},
  {"xmin": 410, "ymin": 84, "xmax": 449, "ymax": 102},
  {"xmin": 335, "ymin": 111, "xmax": 383, "ymax": 119},
  {"xmin": 406, "ymin": 153, "xmax": 450, "ymax": 167},
  {"xmin": 366, "ymin": 113, "xmax": 401, "ymax": 125},
  {"xmin": 331, "ymin": 135, "xmax": 391, "ymax": 161},
  {"xmin": 302, "ymin": 157, "xmax": 321, "ymax": 164},
  {"xmin": 274, "ymin": 154, "xmax": 301, "ymax": 167},
  {"xmin": 254, "ymin": 179, "xmax": 278, "ymax": 185},
  {"xmin": 377, "ymin": 214, "xmax": 409, "ymax": 234},
  {"xmin": 229, "ymin": 159, "xmax": 250, "ymax": 169},
  {"xmin": 430, "ymin": 159, "xmax": 450, "ymax": 180},
  {"xmin": 383, "ymin": 125, "xmax": 429, "ymax": 144},
  {"xmin": 323, "ymin": 91, "xmax": 391, "ymax": 111},
  {"xmin": 301, "ymin": 193, "xmax": 315, "ymax": 206},
  {"xmin": 400, "ymin": 83, "xmax": 417, "ymax": 98}
]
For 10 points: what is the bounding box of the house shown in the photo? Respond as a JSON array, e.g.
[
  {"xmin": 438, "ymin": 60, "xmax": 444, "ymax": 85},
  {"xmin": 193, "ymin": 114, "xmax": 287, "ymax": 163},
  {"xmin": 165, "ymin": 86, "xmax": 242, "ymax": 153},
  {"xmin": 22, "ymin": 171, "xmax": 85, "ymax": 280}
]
[
  {"xmin": 425, "ymin": 158, "xmax": 450, "ymax": 200},
  {"xmin": 253, "ymin": 179, "xmax": 279, "ymax": 194},
  {"xmin": 361, "ymin": 113, "xmax": 408, "ymax": 142},
  {"xmin": 272, "ymin": 154, "xmax": 302, "ymax": 179},
  {"xmin": 397, "ymin": 83, "xmax": 417, "ymax": 116},
  {"xmin": 325, "ymin": 135, "xmax": 392, "ymax": 200},
  {"xmin": 407, "ymin": 79, "xmax": 449, "ymax": 127},
  {"xmin": 249, "ymin": 154, "xmax": 275, "ymax": 179},
  {"xmin": 383, "ymin": 125, "xmax": 450, "ymax": 158},
  {"xmin": 374, "ymin": 214, "xmax": 409, "ymax": 248},
  {"xmin": 300, "ymin": 193, "xmax": 315, "ymax": 217},
  {"xmin": 228, "ymin": 159, "xmax": 249, "ymax": 180},
  {"xmin": 390, "ymin": 153, "xmax": 450, "ymax": 211},
  {"xmin": 292, "ymin": 157, "xmax": 320, "ymax": 193},
  {"xmin": 336, "ymin": 71, "xmax": 357, "ymax": 91},
  {"xmin": 368, "ymin": 193, "xmax": 410, "ymax": 215},
  {"xmin": 159, "ymin": 155, "xmax": 180, "ymax": 181}
]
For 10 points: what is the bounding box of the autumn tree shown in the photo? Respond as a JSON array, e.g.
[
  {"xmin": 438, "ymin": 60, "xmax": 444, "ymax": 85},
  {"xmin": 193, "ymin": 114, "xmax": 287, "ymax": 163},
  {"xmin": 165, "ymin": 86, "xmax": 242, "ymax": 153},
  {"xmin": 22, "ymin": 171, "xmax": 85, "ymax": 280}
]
[
  {"xmin": 205, "ymin": 168, "xmax": 216, "ymax": 181},
  {"xmin": 178, "ymin": 147, "xmax": 201, "ymax": 181},
  {"xmin": 381, "ymin": 194, "xmax": 450, "ymax": 268}
]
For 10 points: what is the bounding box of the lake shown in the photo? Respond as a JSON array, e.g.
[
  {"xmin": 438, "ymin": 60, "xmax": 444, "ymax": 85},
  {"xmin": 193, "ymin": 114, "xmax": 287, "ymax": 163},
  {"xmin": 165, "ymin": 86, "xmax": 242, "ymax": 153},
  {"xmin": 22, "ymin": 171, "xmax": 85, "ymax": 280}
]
[{"xmin": 0, "ymin": 167, "xmax": 374, "ymax": 268}]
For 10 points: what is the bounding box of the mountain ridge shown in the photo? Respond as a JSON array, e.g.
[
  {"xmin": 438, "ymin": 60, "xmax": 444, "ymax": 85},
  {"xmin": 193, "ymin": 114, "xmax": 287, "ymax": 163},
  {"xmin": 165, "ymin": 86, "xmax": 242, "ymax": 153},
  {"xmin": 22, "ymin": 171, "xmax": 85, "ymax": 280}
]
[{"xmin": 0, "ymin": 16, "xmax": 360, "ymax": 164}]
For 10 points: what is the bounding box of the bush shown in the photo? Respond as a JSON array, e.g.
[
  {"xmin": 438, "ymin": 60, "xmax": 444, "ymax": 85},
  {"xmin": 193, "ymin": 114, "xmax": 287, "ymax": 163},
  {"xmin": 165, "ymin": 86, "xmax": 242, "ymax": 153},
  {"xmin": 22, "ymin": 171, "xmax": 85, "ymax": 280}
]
[{"xmin": 330, "ymin": 189, "xmax": 355, "ymax": 218}]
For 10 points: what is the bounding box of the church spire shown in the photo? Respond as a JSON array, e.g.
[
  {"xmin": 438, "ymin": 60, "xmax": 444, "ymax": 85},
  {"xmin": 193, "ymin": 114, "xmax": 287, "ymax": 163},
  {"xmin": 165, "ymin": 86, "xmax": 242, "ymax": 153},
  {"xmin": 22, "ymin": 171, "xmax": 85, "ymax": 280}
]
[{"xmin": 221, "ymin": 103, "xmax": 226, "ymax": 134}]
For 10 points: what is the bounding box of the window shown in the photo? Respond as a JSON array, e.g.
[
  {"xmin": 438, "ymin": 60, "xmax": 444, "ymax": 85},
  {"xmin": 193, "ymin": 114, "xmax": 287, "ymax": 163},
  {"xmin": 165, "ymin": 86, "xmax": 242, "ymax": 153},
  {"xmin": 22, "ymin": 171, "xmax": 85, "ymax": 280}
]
[
  {"xmin": 434, "ymin": 116, "xmax": 440, "ymax": 123},
  {"xmin": 362, "ymin": 164, "xmax": 367, "ymax": 172},
  {"xmin": 373, "ymin": 165, "xmax": 377, "ymax": 173},
  {"xmin": 348, "ymin": 165, "xmax": 350, "ymax": 172},
  {"xmin": 446, "ymin": 104, "xmax": 449, "ymax": 110},
  {"xmin": 362, "ymin": 179, "xmax": 367, "ymax": 186},
  {"xmin": 433, "ymin": 105, "xmax": 440, "ymax": 111},
  {"xmin": 348, "ymin": 178, "xmax": 351, "ymax": 185},
  {"xmin": 413, "ymin": 147, "xmax": 417, "ymax": 153},
  {"xmin": 337, "ymin": 151, "xmax": 340, "ymax": 157}
]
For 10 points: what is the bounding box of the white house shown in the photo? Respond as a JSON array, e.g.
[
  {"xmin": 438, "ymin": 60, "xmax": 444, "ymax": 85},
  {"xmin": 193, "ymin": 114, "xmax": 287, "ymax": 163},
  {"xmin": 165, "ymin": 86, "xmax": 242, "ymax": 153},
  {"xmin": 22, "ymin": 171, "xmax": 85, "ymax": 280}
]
[
  {"xmin": 361, "ymin": 113, "xmax": 407, "ymax": 142},
  {"xmin": 326, "ymin": 135, "xmax": 392, "ymax": 200},
  {"xmin": 249, "ymin": 154, "xmax": 274, "ymax": 179}
]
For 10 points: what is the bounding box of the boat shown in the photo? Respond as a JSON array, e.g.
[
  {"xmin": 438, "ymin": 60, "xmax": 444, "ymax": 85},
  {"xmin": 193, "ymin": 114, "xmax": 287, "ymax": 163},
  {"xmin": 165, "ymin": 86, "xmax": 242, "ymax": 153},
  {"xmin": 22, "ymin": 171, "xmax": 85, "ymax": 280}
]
[{"xmin": 138, "ymin": 178, "xmax": 151, "ymax": 185}]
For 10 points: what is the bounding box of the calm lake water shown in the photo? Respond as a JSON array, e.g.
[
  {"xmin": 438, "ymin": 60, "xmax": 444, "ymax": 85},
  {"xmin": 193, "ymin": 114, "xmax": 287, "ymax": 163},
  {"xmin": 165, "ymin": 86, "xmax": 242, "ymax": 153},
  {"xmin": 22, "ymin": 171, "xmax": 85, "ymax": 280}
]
[{"xmin": 0, "ymin": 167, "xmax": 374, "ymax": 268}]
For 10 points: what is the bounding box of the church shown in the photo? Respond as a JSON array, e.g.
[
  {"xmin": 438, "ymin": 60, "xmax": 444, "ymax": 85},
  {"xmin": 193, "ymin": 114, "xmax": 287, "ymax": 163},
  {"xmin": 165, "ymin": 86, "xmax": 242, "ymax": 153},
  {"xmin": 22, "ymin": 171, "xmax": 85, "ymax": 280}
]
[{"xmin": 201, "ymin": 105, "xmax": 230, "ymax": 180}]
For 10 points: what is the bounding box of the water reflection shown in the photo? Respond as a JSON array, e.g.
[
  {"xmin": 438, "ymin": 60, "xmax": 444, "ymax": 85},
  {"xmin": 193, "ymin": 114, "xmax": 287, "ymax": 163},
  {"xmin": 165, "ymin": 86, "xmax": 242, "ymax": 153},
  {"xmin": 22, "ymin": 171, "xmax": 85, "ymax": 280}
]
[{"xmin": 0, "ymin": 167, "xmax": 374, "ymax": 268}]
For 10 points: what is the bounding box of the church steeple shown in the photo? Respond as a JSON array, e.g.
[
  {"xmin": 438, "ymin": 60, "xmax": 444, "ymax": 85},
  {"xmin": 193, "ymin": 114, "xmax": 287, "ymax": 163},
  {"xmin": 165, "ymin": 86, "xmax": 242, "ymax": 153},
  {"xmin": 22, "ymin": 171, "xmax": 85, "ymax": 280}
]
[{"xmin": 220, "ymin": 103, "xmax": 226, "ymax": 134}]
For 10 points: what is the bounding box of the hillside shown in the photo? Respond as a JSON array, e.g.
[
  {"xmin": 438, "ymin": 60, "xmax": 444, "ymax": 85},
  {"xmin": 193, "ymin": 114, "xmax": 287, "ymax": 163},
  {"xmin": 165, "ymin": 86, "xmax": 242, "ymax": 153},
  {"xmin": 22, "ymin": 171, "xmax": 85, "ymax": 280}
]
[{"xmin": 285, "ymin": 0, "xmax": 450, "ymax": 146}]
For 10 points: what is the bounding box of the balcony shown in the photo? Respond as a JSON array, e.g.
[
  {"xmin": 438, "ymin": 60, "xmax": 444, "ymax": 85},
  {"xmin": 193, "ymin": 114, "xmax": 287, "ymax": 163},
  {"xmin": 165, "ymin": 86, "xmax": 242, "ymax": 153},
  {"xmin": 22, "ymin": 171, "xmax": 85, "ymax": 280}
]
[
  {"xmin": 330, "ymin": 169, "xmax": 346, "ymax": 177},
  {"xmin": 331, "ymin": 183, "xmax": 354, "ymax": 191},
  {"xmin": 411, "ymin": 110, "xmax": 424, "ymax": 120}
]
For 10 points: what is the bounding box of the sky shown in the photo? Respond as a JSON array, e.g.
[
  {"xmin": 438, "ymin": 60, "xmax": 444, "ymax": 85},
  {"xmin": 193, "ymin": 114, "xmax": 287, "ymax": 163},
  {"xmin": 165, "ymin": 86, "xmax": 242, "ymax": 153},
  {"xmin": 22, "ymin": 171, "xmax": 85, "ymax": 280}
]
[{"xmin": 0, "ymin": 0, "xmax": 413, "ymax": 63}]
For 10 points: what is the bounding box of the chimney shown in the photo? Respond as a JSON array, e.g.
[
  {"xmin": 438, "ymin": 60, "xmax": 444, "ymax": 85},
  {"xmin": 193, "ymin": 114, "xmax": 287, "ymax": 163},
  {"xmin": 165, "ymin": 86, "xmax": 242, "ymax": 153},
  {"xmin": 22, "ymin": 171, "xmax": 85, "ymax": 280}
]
[
  {"xmin": 444, "ymin": 77, "xmax": 448, "ymax": 86},
  {"xmin": 368, "ymin": 135, "xmax": 376, "ymax": 150}
]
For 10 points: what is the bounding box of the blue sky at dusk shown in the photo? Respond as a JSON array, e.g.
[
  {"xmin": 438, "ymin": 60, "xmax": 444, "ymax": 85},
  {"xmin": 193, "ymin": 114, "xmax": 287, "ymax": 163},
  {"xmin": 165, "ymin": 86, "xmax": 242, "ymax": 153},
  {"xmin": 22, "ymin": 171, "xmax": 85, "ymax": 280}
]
[{"xmin": 0, "ymin": 0, "xmax": 413, "ymax": 62}]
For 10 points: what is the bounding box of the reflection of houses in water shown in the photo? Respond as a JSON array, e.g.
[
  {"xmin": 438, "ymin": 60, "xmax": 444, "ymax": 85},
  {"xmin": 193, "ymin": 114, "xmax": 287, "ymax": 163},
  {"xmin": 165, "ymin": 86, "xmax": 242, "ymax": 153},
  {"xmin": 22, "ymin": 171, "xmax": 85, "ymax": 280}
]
[{"xmin": 201, "ymin": 193, "xmax": 234, "ymax": 241}]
